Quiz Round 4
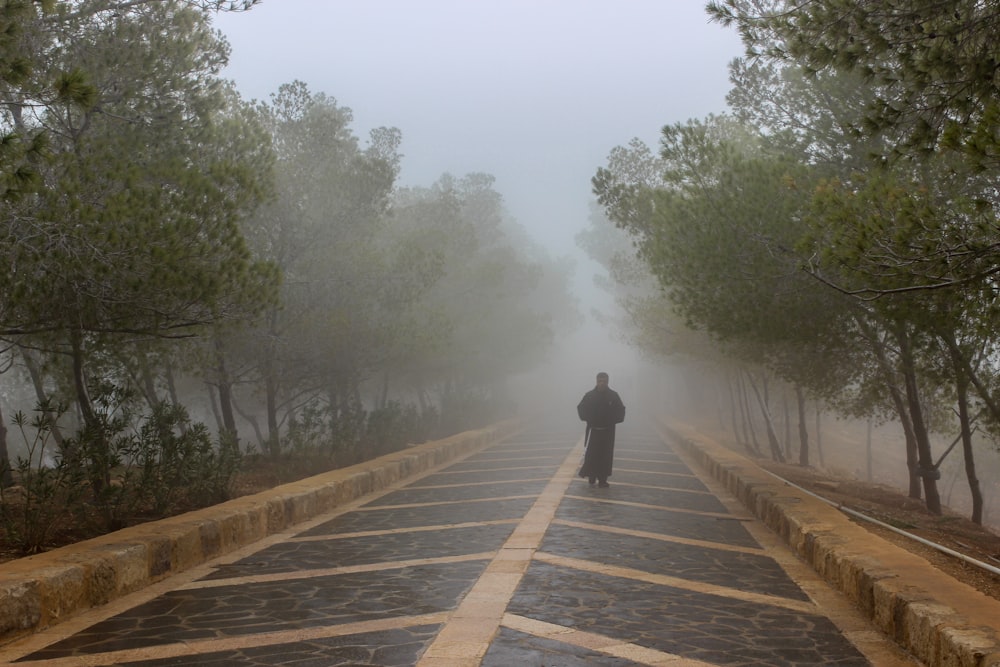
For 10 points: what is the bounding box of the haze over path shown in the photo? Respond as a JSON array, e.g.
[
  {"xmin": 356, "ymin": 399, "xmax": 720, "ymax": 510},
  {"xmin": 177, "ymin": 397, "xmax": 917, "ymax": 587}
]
[{"xmin": 212, "ymin": 1, "xmax": 743, "ymax": 296}]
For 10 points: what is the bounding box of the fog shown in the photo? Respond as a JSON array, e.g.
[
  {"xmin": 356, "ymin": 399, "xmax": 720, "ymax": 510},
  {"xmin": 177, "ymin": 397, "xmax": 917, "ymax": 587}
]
[
  {"xmin": 5, "ymin": 0, "xmax": 999, "ymax": 559},
  {"xmin": 212, "ymin": 1, "xmax": 744, "ymax": 392}
]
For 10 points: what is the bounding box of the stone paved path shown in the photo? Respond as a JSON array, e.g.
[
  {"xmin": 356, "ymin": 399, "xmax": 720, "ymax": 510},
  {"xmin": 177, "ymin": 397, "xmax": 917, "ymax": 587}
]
[{"xmin": 0, "ymin": 421, "xmax": 918, "ymax": 666}]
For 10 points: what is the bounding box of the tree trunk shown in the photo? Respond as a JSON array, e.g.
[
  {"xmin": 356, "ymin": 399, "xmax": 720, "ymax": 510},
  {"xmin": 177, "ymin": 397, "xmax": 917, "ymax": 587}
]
[
  {"xmin": 939, "ymin": 328, "xmax": 1000, "ymax": 429},
  {"xmin": 69, "ymin": 328, "xmax": 111, "ymax": 497},
  {"xmin": 166, "ymin": 361, "xmax": 181, "ymax": 406},
  {"xmin": 262, "ymin": 308, "xmax": 281, "ymax": 458},
  {"xmin": 232, "ymin": 398, "xmax": 266, "ymax": 452},
  {"xmin": 164, "ymin": 361, "xmax": 187, "ymax": 435},
  {"xmin": 782, "ymin": 389, "xmax": 792, "ymax": 461},
  {"xmin": 138, "ymin": 353, "xmax": 160, "ymax": 409},
  {"xmin": 417, "ymin": 387, "xmax": 428, "ymax": 413},
  {"xmin": 855, "ymin": 316, "xmax": 922, "ymax": 499},
  {"xmin": 745, "ymin": 370, "xmax": 784, "ymax": 463},
  {"xmin": 264, "ymin": 373, "xmax": 280, "ymax": 458},
  {"xmin": 815, "ymin": 405, "xmax": 825, "ymax": 467},
  {"xmin": 0, "ymin": 401, "xmax": 13, "ymax": 486},
  {"xmin": 326, "ymin": 382, "xmax": 342, "ymax": 455},
  {"xmin": 727, "ymin": 374, "xmax": 748, "ymax": 452},
  {"xmin": 897, "ymin": 328, "xmax": 941, "ymax": 514},
  {"xmin": 212, "ymin": 334, "xmax": 238, "ymax": 442},
  {"xmin": 950, "ymin": 343, "xmax": 984, "ymax": 524},
  {"xmin": 795, "ymin": 385, "xmax": 809, "ymax": 466},
  {"xmin": 18, "ymin": 347, "xmax": 67, "ymax": 451},
  {"xmin": 865, "ymin": 419, "xmax": 873, "ymax": 482},
  {"xmin": 207, "ymin": 381, "xmax": 224, "ymax": 434},
  {"xmin": 738, "ymin": 371, "xmax": 762, "ymax": 456},
  {"xmin": 379, "ymin": 370, "xmax": 390, "ymax": 411}
]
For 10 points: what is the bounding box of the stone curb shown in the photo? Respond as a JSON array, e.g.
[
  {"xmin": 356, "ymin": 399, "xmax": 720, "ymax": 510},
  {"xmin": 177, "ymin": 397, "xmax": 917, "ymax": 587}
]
[
  {"xmin": 662, "ymin": 423, "xmax": 1000, "ymax": 667},
  {"xmin": 0, "ymin": 419, "xmax": 520, "ymax": 646}
]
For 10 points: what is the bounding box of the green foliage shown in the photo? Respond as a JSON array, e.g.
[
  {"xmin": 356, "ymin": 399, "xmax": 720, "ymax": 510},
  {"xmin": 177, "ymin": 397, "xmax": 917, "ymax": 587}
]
[
  {"xmin": 0, "ymin": 1, "xmax": 279, "ymax": 490},
  {"xmin": 0, "ymin": 404, "xmax": 85, "ymax": 555},
  {"xmin": 362, "ymin": 401, "xmax": 433, "ymax": 457},
  {"xmin": 138, "ymin": 402, "xmax": 242, "ymax": 513},
  {"xmin": 437, "ymin": 383, "xmax": 512, "ymax": 436},
  {"xmin": 801, "ymin": 167, "xmax": 1000, "ymax": 301},
  {"xmin": 283, "ymin": 400, "xmax": 332, "ymax": 454},
  {"xmin": 709, "ymin": 0, "xmax": 1000, "ymax": 168},
  {"xmin": 60, "ymin": 383, "xmax": 241, "ymax": 532},
  {"xmin": 0, "ymin": 2, "xmax": 277, "ymax": 342}
]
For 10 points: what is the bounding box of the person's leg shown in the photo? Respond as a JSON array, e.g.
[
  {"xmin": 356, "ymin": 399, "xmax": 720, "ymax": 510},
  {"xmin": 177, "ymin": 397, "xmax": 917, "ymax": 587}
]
[{"xmin": 592, "ymin": 430, "xmax": 612, "ymax": 488}]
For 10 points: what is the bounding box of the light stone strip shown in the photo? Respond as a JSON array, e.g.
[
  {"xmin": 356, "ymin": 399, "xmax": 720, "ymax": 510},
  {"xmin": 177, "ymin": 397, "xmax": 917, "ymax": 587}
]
[
  {"xmin": 503, "ymin": 439, "xmax": 572, "ymax": 446},
  {"xmin": 551, "ymin": 518, "xmax": 765, "ymax": 555},
  {"xmin": 563, "ymin": 494, "xmax": 744, "ymax": 521},
  {"xmin": 461, "ymin": 445, "xmax": 568, "ymax": 453},
  {"xmin": 182, "ymin": 552, "xmax": 496, "ymax": 589},
  {"xmin": 394, "ymin": 478, "xmax": 551, "ymax": 490},
  {"xmin": 290, "ymin": 519, "xmax": 520, "ymax": 542},
  {"xmin": 532, "ymin": 552, "xmax": 818, "ymax": 614},
  {"xmin": 614, "ymin": 465, "xmax": 698, "ymax": 477},
  {"xmin": 596, "ymin": 478, "xmax": 717, "ymax": 496},
  {"xmin": 421, "ymin": 467, "xmax": 555, "ymax": 478},
  {"xmin": 471, "ymin": 452, "xmax": 561, "ymax": 459},
  {"xmin": 415, "ymin": 439, "xmax": 586, "ymax": 666},
  {"xmin": 350, "ymin": 494, "xmax": 537, "ymax": 511},
  {"xmin": 501, "ymin": 613, "xmax": 718, "ymax": 667},
  {"xmin": 7, "ymin": 612, "xmax": 452, "ymax": 667}
]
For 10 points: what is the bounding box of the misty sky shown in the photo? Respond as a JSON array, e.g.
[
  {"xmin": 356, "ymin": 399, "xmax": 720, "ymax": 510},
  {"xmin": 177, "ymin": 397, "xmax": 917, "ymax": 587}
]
[
  {"xmin": 212, "ymin": 1, "xmax": 745, "ymax": 384},
  {"xmin": 212, "ymin": 1, "xmax": 743, "ymax": 258}
]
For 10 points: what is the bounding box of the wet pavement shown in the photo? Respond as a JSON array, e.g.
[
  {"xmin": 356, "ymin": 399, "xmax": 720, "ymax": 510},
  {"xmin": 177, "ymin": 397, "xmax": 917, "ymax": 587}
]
[{"xmin": 0, "ymin": 421, "xmax": 917, "ymax": 666}]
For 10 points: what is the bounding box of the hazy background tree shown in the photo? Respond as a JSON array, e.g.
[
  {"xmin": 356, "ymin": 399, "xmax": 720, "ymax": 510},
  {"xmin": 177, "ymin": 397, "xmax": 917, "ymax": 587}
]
[{"xmin": 381, "ymin": 174, "xmax": 580, "ymax": 434}]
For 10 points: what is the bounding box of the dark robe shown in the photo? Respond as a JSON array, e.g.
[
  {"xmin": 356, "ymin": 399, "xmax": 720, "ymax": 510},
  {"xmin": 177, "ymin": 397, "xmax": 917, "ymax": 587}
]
[{"xmin": 577, "ymin": 387, "xmax": 626, "ymax": 481}]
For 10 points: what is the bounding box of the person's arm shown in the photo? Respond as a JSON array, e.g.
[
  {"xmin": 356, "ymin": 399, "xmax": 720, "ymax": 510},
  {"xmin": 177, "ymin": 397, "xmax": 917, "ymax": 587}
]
[
  {"xmin": 577, "ymin": 393, "xmax": 590, "ymax": 422},
  {"xmin": 614, "ymin": 392, "xmax": 626, "ymax": 423}
]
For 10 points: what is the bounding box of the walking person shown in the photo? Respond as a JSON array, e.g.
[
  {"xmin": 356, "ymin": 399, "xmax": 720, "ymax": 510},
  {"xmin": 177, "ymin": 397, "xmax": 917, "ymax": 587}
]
[{"xmin": 577, "ymin": 372, "xmax": 626, "ymax": 488}]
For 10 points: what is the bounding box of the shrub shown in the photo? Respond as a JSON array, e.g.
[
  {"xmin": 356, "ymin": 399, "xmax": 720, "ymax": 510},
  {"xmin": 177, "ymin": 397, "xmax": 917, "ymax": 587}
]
[
  {"xmin": 66, "ymin": 384, "xmax": 242, "ymax": 532},
  {"xmin": 0, "ymin": 405, "xmax": 85, "ymax": 554}
]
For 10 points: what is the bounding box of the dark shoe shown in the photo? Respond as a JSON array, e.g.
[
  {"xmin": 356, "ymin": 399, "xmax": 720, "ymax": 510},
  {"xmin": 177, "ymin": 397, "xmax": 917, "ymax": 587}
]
[
  {"xmin": 588, "ymin": 477, "xmax": 596, "ymax": 486},
  {"xmin": 598, "ymin": 481, "xmax": 610, "ymax": 488}
]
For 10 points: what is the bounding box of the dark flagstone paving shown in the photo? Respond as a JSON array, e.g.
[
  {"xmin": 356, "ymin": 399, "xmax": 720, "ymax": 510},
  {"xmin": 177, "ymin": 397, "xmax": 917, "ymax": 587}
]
[
  {"xmin": 6, "ymin": 421, "xmax": 903, "ymax": 666},
  {"xmin": 365, "ymin": 479, "xmax": 550, "ymax": 506},
  {"xmin": 203, "ymin": 524, "xmax": 517, "ymax": 579},
  {"xmin": 539, "ymin": 524, "xmax": 810, "ymax": 600},
  {"xmin": 21, "ymin": 562, "xmax": 485, "ymax": 660},
  {"xmin": 556, "ymin": 495, "xmax": 761, "ymax": 547},
  {"xmin": 480, "ymin": 627, "xmax": 634, "ymax": 666},
  {"xmin": 507, "ymin": 561, "xmax": 868, "ymax": 667}
]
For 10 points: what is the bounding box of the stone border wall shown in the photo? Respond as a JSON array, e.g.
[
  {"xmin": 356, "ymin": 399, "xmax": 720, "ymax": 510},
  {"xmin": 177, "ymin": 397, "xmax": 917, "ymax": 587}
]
[
  {"xmin": 0, "ymin": 419, "xmax": 519, "ymax": 646},
  {"xmin": 662, "ymin": 422, "xmax": 1000, "ymax": 667}
]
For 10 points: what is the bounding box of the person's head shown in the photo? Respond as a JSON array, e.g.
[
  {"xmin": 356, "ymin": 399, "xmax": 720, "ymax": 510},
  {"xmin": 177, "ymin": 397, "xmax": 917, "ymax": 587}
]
[{"xmin": 595, "ymin": 372, "xmax": 609, "ymax": 391}]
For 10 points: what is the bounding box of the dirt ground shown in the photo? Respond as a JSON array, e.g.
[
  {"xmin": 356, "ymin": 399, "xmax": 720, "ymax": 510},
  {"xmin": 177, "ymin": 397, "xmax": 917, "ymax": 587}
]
[{"xmin": 754, "ymin": 458, "xmax": 1000, "ymax": 604}]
